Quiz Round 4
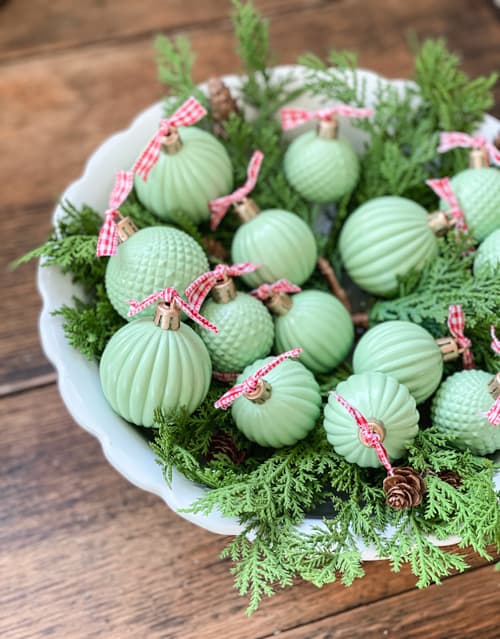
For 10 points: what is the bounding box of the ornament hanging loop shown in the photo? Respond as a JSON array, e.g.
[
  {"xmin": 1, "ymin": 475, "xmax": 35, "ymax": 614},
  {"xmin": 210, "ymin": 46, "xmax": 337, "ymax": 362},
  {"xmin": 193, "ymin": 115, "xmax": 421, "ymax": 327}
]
[
  {"xmin": 212, "ymin": 277, "xmax": 237, "ymax": 303},
  {"xmin": 153, "ymin": 301, "xmax": 181, "ymax": 331},
  {"xmin": 488, "ymin": 373, "xmax": 500, "ymax": 400},
  {"xmin": 116, "ymin": 215, "xmax": 138, "ymax": 242},
  {"xmin": 266, "ymin": 292, "xmax": 293, "ymax": 316},
  {"xmin": 317, "ymin": 117, "xmax": 338, "ymax": 140},
  {"xmin": 244, "ymin": 379, "xmax": 272, "ymax": 404},
  {"xmin": 359, "ymin": 419, "xmax": 386, "ymax": 446},
  {"xmin": 469, "ymin": 147, "xmax": 489, "ymax": 169},
  {"xmin": 428, "ymin": 211, "xmax": 456, "ymax": 236},
  {"xmin": 162, "ymin": 127, "xmax": 183, "ymax": 155},
  {"xmin": 436, "ymin": 336, "xmax": 464, "ymax": 362},
  {"xmin": 233, "ymin": 197, "xmax": 260, "ymax": 222}
]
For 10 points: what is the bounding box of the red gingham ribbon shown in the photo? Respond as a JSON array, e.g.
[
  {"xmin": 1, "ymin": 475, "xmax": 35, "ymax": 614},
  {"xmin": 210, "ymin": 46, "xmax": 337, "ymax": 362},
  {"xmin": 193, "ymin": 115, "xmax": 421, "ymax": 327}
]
[
  {"xmin": 332, "ymin": 393, "xmax": 394, "ymax": 475},
  {"xmin": 127, "ymin": 287, "xmax": 218, "ymax": 333},
  {"xmin": 96, "ymin": 170, "xmax": 134, "ymax": 257},
  {"xmin": 426, "ymin": 178, "xmax": 468, "ymax": 233},
  {"xmin": 209, "ymin": 151, "xmax": 264, "ymax": 230},
  {"xmin": 280, "ymin": 104, "xmax": 373, "ymax": 131},
  {"xmin": 214, "ymin": 348, "xmax": 302, "ymax": 410},
  {"xmin": 491, "ymin": 326, "xmax": 500, "ymax": 355},
  {"xmin": 437, "ymin": 132, "xmax": 500, "ymax": 166},
  {"xmin": 447, "ymin": 304, "xmax": 474, "ymax": 369},
  {"xmin": 212, "ymin": 370, "xmax": 239, "ymax": 383},
  {"xmin": 486, "ymin": 398, "xmax": 500, "ymax": 426},
  {"xmin": 250, "ymin": 279, "xmax": 302, "ymax": 301},
  {"xmin": 185, "ymin": 262, "xmax": 259, "ymax": 311},
  {"xmin": 132, "ymin": 97, "xmax": 207, "ymax": 181}
]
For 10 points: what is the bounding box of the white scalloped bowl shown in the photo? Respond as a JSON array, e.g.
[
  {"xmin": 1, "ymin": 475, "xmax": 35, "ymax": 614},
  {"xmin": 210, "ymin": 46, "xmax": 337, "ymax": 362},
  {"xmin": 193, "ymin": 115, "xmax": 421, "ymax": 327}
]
[{"xmin": 38, "ymin": 66, "xmax": 500, "ymax": 556}]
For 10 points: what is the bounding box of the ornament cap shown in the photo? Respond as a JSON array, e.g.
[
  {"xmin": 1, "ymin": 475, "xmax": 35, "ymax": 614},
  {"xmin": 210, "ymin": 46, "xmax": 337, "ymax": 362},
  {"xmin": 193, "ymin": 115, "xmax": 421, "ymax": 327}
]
[
  {"xmin": 161, "ymin": 127, "xmax": 183, "ymax": 155},
  {"xmin": 116, "ymin": 215, "xmax": 138, "ymax": 243},
  {"xmin": 469, "ymin": 147, "xmax": 489, "ymax": 169},
  {"xmin": 266, "ymin": 292, "xmax": 293, "ymax": 316},
  {"xmin": 359, "ymin": 418, "xmax": 386, "ymax": 446},
  {"xmin": 428, "ymin": 211, "xmax": 456, "ymax": 236},
  {"xmin": 436, "ymin": 336, "xmax": 463, "ymax": 362},
  {"xmin": 317, "ymin": 117, "xmax": 338, "ymax": 140},
  {"xmin": 233, "ymin": 197, "xmax": 260, "ymax": 222},
  {"xmin": 488, "ymin": 372, "xmax": 500, "ymax": 400},
  {"xmin": 244, "ymin": 378, "xmax": 272, "ymax": 404},
  {"xmin": 153, "ymin": 301, "xmax": 181, "ymax": 331},
  {"xmin": 211, "ymin": 277, "xmax": 237, "ymax": 304}
]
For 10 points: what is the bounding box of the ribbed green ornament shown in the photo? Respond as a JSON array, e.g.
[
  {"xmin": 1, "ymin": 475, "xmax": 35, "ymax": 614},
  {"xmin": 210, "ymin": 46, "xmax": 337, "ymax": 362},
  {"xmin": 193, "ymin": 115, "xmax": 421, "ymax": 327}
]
[
  {"xmin": 231, "ymin": 210, "xmax": 317, "ymax": 287},
  {"xmin": 473, "ymin": 228, "xmax": 500, "ymax": 278},
  {"xmin": 134, "ymin": 126, "xmax": 233, "ymax": 225},
  {"xmin": 323, "ymin": 372, "xmax": 419, "ymax": 467},
  {"xmin": 196, "ymin": 293, "xmax": 274, "ymax": 373},
  {"xmin": 440, "ymin": 168, "xmax": 500, "ymax": 242},
  {"xmin": 105, "ymin": 226, "xmax": 209, "ymax": 320},
  {"xmin": 100, "ymin": 317, "xmax": 212, "ymax": 427},
  {"xmin": 283, "ymin": 132, "xmax": 359, "ymax": 203},
  {"xmin": 431, "ymin": 370, "xmax": 500, "ymax": 455},
  {"xmin": 353, "ymin": 320, "xmax": 443, "ymax": 403},
  {"xmin": 273, "ymin": 290, "xmax": 354, "ymax": 373},
  {"xmin": 339, "ymin": 196, "xmax": 438, "ymax": 297},
  {"xmin": 231, "ymin": 357, "xmax": 322, "ymax": 448}
]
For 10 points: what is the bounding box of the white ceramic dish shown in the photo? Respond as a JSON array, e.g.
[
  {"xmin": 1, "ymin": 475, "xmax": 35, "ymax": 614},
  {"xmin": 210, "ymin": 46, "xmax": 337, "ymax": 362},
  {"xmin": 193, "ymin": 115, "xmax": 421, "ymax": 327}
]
[{"xmin": 38, "ymin": 65, "xmax": 500, "ymax": 555}]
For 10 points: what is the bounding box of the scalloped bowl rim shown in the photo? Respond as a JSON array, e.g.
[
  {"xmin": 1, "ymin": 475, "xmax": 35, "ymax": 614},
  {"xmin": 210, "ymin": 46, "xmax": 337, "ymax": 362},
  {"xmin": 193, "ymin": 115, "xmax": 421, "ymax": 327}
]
[{"xmin": 38, "ymin": 65, "xmax": 500, "ymax": 558}]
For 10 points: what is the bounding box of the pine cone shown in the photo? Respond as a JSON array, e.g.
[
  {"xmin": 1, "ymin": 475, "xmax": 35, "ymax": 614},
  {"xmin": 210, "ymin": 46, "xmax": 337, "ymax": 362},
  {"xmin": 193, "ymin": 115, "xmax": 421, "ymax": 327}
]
[
  {"xmin": 208, "ymin": 77, "xmax": 241, "ymax": 137},
  {"xmin": 383, "ymin": 467, "xmax": 426, "ymax": 510},
  {"xmin": 202, "ymin": 236, "xmax": 229, "ymax": 262},
  {"xmin": 206, "ymin": 431, "xmax": 246, "ymax": 465},
  {"xmin": 437, "ymin": 470, "xmax": 462, "ymax": 489}
]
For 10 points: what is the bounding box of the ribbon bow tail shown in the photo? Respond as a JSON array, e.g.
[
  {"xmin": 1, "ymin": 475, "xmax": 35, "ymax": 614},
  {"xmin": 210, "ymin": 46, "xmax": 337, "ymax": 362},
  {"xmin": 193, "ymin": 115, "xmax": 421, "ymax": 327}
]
[{"xmin": 96, "ymin": 211, "xmax": 119, "ymax": 257}]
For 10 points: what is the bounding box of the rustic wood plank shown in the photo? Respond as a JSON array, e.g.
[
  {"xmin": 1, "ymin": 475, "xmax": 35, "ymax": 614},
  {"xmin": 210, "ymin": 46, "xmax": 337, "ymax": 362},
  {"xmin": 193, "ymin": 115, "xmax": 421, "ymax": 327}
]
[
  {"xmin": 0, "ymin": 385, "xmax": 496, "ymax": 639},
  {"xmin": 0, "ymin": 0, "xmax": 325, "ymax": 60}
]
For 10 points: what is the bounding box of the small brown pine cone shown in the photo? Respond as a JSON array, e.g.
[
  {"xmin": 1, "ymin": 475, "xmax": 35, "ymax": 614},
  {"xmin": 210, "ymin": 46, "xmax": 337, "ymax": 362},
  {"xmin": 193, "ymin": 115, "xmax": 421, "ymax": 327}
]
[
  {"xmin": 383, "ymin": 466, "xmax": 427, "ymax": 510},
  {"xmin": 437, "ymin": 470, "xmax": 462, "ymax": 489},
  {"xmin": 202, "ymin": 237, "xmax": 229, "ymax": 263},
  {"xmin": 206, "ymin": 431, "xmax": 246, "ymax": 465},
  {"xmin": 208, "ymin": 77, "xmax": 241, "ymax": 136}
]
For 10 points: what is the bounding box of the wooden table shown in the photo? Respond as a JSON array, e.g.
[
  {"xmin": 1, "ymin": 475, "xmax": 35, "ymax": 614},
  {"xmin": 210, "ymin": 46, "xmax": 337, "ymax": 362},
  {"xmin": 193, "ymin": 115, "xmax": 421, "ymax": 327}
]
[{"xmin": 1, "ymin": 1, "xmax": 499, "ymax": 637}]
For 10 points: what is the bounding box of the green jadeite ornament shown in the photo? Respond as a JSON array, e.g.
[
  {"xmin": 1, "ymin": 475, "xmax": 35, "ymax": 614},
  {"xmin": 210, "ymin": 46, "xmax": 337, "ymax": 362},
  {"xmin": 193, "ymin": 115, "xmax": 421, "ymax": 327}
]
[
  {"xmin": 134, "ymin": 126, "xmax": 233, "ymax": 224},
  {"xmin": 353, "ymin": 320, "xmax": 443, "ymax": 404},
  {"xmin": 231, "ymin": 209, "xmax": 317, "ymax": 287},
  {"xmin": 323, "ymin": 372, "xmax": 419, "ymax": 467},
  {"xmin": 231, "ymin": 357, "xmax": 322, "ymax": 447},
  {"xmin": 339, "ymin": 196, "xmax": 438, "ymax": 297},
  {"xmin": 283, "ymin": 131, "xmax": 359, "ymax": 203},
  {"xmin": 273, "ymin": 290, "xmax": 354, "ymax": 374},
  {"xmin": 196, "ymin": 289, "xmax": 274, "ymax": 374},
  {"xmin": 431, "ymin": 370, "xmax": 500, "ymax": 455},
  {"xmin": 105, "ymin": 226, "xmax": 209, "ymax": 320},
  {"xmin": 440, "ymin": 168, "xmax": 500, "ymax": 242},
  {"xmin": 99, "ymin": 312, "xmax": 212, "ymax": 427},
  {"xmin": 473, "ymin": 228, "xmax": 500, "ymax": 278}
]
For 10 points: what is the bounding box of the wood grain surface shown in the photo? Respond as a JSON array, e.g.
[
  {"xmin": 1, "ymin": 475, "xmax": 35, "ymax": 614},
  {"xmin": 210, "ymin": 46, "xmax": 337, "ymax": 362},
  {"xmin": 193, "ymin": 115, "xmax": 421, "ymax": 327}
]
[{"xmin": 1, "ymin": 1, "xmax": 499, "ymax": 637}]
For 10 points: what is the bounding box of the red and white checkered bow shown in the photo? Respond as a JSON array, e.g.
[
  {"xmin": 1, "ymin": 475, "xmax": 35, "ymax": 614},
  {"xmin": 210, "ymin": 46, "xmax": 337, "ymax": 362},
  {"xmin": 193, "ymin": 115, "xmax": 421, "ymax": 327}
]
[
  {"xmin": 185, "ymin": 262, "xmax": 259, "ymax": 311},
  {"xmin": 214, "ymin": 348, "xmax": 302, "ymax": 410},
  {"xmin": 491, "ymin": 326, "xmax": 500, "ymax": 355},
  {"xmin": 437, "ymin": 132, "xmax": 500, "ymax": 166},
  {"xmin": 132, "ymin": 97, "xmax": 207, "ymax": 181},
  {"xmin": 250, "ymin": 279, "xmax": 302, "ymax": 301},
  {"xmin": 426, "ymin": 177, "xmax": 468, "ymax": 233},
  {"xmin": 447, "ymin": 304, "xmax": 474, "ymax": 369},
  {"xmin": 209, "ymin": 150, "xmax": 264, "ymax": 230},
  {"xmin": 280, "ymin": 104, "xmax": 373, "ymax": 131},
  {"xmin": 485, "ymin": 328, "xmax": 500, "ymax": 426},
  {"xmin": 127, "ymin": 287, "xmax": 218, "ymax": 333},
  {"xmin": 96, "ymin": 170, "xmax": 135, "ymax": 257},
  {"xmin": 332, "ymin": 393, "xmax": 394, "ymax": 475}
]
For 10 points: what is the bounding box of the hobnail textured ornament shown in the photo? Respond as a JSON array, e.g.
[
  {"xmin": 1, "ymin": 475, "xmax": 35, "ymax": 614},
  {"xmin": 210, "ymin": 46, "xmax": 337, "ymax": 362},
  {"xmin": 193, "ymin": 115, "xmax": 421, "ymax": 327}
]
[
  {"xmin": 105, "ymin": 226, "xmax": 209, "ymax": 320},
  {"xmin": 272, "ymin": 289, "xmax": 354, "ymax": 373},
  {"xmin": 339, "ymin": 196, "xmax": 438, "ymax": 297},
  {"xmin": 473, "ymin": 228, "xmax": 500, "ymax": 278},
  {"xmin": 100, "ymin": 306, "xmax": 212, "ymax": 427},
  {"xmin": 227, "ymin": 355, "xmax": 322, "ymax": 448},
  {"xmin": 353, "ymin": 320, "xmax": 443, "ymax": 403},
  {"xmin": 440, "ymin": 168, "xmax": 500, "ymax": 242},
  {"xmin": 134, "ymin": 126, "xmax": 233, "ymax": 224},
  {"xmin": 431, "ymin": 370, "xmax": 500, "ymax": 455},
  {"xmin": 323, "ymin": 372, "xmax": 419, "ymax": 467}
]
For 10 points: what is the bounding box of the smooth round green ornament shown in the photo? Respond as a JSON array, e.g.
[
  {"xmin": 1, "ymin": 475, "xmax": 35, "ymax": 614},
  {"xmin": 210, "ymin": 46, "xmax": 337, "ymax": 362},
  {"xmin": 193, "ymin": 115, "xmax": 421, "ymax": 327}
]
[
  {"xmin": 283, "ymin": 132, "xmax": 359, "ymax": 203},
  {"xmin": 196, "ymin": 293, "xmax": 274, "ymax": 373},
  {"xmin": 473, "ymin": 228, "xmax": 500, "ymax": 278},
  {"xmin": 352, "ymin": 320, "xmax": 443, "ymax": 404},
  {"xmin": 231, "ymin": 357, "xmax": 322, "ymax": 448},
  {"xmin": 440, "ymin": 168, "xmax": 500, "ymax": 242},
  {"xmin": 323, "ymin": 372, "xmax": 419, "ymax": 467},
  {"xmin": 105, "ymin": 226, "xmax": 209, "ymax": 320},
  {"xmin": 274, "ymin": 290, "xmax": 354, "ymax": 373},
  {"xmin": 231, "ymin": 210, "xmax": 318, "ymax": 288},
  {"xmin": 431, "ymin": 370, "xmax": 500, "ymax": 455},
  {"xmin": 100, "ymin": 318, "xmax": 212, "ymax": 427},
  {"xmin": 339, "ymin": 196, "xmax": 438, "ymax": 297},
  {"xmin": 134, "ymin": 126, "xmax": 233, "ymax": 225}
]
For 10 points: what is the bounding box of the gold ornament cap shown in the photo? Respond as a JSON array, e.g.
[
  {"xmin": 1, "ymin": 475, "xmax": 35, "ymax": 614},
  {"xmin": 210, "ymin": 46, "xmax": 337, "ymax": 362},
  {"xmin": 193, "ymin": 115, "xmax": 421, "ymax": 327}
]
[
  {"xmin": 488, "ymin": 373, "xmax": 500, "ymax": 400},
  {"xmin": 469, "ymin": 148, "xmax": 489, "ymax": 169},
  {"xmin": 117, "ymin": 216, "xmax": 138, "ymax": 243},
  {"xmin": 428, "ymin": 211, "xmax": 456, "ymax": 236},
  {"xmin": 211, "ymin": 277, "xmax": 237, "ymax": 304},
  {"xmin": 162, "ymin": 127, "xmax": 183, "ymax": 155},
  {"xmin": 266, "ymin": 293, "xmax": 293, "ymax": 316},
  {"xmin": 317, "ymin": 116, "xmax": 338, "ymax": 140},
  {"xmin": 359, "ymin": 418, "xmax": 386, "ymax": 446},
  {"xmin": 153, "ymin": 301, "xmax": 181, "ymax": 331},
  {"xmin": 233, "ymin": 197, "xmax": 260, "ymax": 223},
  {"xmin": 436, "ymin": 337, "xmax": 463, "ymax": 362},
  {"xmin": 244, "ymin": 379, "xmax": 272, "ymax": 404}
]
